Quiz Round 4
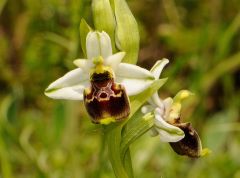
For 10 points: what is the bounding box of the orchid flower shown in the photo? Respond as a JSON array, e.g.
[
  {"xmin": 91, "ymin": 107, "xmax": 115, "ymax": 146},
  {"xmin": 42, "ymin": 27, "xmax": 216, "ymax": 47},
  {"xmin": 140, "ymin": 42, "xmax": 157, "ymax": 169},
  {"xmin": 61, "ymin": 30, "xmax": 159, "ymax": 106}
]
[
  {"xmin": 45, "ymin": 31, "xmax": 155, "ymax": 124},
  {"xmin": 142, "ymin": 59, "xmax": 207, "ymax": 157}
]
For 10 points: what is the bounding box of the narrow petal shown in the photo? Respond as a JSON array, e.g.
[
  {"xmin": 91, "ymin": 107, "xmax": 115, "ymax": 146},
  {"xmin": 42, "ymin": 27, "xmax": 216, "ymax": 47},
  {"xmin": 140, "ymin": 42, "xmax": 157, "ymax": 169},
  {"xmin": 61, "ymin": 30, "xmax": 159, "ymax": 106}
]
[
  {"xmin": 163, "ymin": 97, "xmax": 174, "ymax": 120},
  {"xmin": 105, "ymin": 52, "xmax": 125, "ymax": 71},
  {"xmin": 148, "ymin": 59, "xmax": 169, "ymax": 112},
  {"xmin": 73, "ymin": 59, "xmax": 93, "ymax": 71},
  {"xmin": 99, "ymin": 31, "xmax": 112, "ymax": 59},
  {"xmin": 150, "ymin": 58, "xmax": 169, "ymax": 79},
  {"xmin": 141, "ymin": 104, "xmax": 154, "ymax": 114},
  {"xmin": 163, "ymin": 97, "xmax": 173, "ymax": 110},
  {"xmin": 45, "ymin": 68, "xmax": 89, "ymax": 100},
  {"xmin": 115, "ymin": 63, "xmax": 154, "ymax": 95},
  {"xmin": 86, "ymin": 32, "xmax": 100, "ymax": 59},
  {"xmin": 154, "ymin": 108, "xmax": 185, "ymax": 142}
]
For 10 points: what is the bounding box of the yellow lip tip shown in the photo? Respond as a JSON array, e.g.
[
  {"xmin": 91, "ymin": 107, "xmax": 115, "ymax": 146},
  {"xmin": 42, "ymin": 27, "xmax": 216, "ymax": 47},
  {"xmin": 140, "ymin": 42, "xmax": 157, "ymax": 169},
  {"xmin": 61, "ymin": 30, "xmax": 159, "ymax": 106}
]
[
  {"xmin": 100, "ymin": 117, "xmax": 116, "ymax": 125},
  {"xmin": 200, "ymin": 148, "xmax": 212, "ymax": 157}
]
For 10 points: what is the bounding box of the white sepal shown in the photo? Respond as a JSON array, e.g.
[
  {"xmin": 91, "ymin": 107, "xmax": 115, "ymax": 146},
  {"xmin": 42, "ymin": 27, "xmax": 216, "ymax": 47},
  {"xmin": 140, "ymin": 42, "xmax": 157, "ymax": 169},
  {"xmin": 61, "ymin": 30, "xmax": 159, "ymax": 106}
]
[
  {"xmin": 116, "ymin": 63, "xmax": 154, "ymax": 79},
  {"xmin": 45, "ymin": 85, "xmax": 86, "ymax": 100},
  {"xmin": 154, "ymin": 108, "xmax": 185, "ymax": 142},
  {"xmin": 115, "ymin": 63, "xmax": 155, "ymax": 95},
  {"xmin": 45, "ymin": 68, "xmax": 89, "ymax": 100},
  {"xmin": 150, "ymin": 58, "xmax": 169, "ymax": 79}
]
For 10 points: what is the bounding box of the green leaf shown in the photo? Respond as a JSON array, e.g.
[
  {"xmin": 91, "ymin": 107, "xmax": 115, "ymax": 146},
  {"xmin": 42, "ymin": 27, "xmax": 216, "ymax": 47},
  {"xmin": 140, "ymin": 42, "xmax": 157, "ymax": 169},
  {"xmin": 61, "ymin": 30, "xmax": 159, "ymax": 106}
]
[
  {"xmin": 215, "ymin": 13, "xmax": 240, "ymax": 60},
  {"xmin": 79, "ymin": 19, "xmax": 92, "ymax": 57},
  {"xmin": 92, "ymin": 0, "xmax": 116, "ymax": 52},
  {"xmin": 121, "ymin": 112, "xmax": 154, "ymax": 158},
  {"xmin": 202, "ymin": 51, "xmax": 240, "ymax": 92},
  {"xmin": 0, "ymin": 0, "xmax": 7, "ymax": 15},
  {"xmin": 112, "ymin": 0, "xmax": 140, "ymax": 64}
]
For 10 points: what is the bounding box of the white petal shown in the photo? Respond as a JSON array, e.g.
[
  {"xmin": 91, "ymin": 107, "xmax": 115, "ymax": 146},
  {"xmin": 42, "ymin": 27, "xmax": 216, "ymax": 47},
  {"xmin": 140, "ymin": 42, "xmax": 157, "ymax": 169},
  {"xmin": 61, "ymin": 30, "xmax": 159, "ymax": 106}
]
[
  {"xmin": 105, "ymin": 52, "xmax": 125, "ymax": 71},
  {"xmin": 99, "ymin": 31, "xmax": 112, "ymax": 59},
  {"xmin": 45, "ymin": 68, "xmax": 89, "ymax": 100},
  {"xmin": 86, "ymin": 31, "xmax": 100, "ymax": 59},
  {"xmin": 73, "ymin": 59, "xmax": 93, "ymax": 71},
  {"xmin": 154, "ymin": 108, "xmax": 184, "ymax": 142},
  {"xmin": 163, "ymin": 97, "xmax": 173, "ymax": 109},
  {"xmin": 150, "ymin": 58, "xmax": 169, "ymax": 79},
  {"xmin": 141, "ymin": 105, "xmax": 154, "ymax": 114},
  {"xmin": 163, "ymin": 97, "xmax": 173, "ymax": 119},
  {"xmin": 115, "ymin": 63, "xmax": 154, "ymax": 95}
]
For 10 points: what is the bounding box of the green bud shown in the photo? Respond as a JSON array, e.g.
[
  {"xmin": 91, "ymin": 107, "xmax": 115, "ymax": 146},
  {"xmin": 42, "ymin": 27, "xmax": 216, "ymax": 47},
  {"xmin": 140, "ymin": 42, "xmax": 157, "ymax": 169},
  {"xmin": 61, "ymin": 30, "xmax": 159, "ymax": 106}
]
[
  {"xmin": 92, "ymin": 0, "xmax": 116, "ymax": 52},
  {"xmin": 112, "ymin": 0, "xmax": 140, "ymax": 64}
]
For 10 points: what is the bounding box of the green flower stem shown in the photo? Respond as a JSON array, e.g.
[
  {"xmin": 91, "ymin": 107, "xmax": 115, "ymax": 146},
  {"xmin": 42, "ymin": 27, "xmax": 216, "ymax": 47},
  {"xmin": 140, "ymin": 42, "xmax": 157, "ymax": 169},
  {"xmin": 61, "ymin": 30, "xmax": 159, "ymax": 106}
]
[
  {"xmin": 105, "ymin": 124, "xmax": 129, "ymax": 178},
  {"xmin": 94, "ymin": 132, "xmax": 107, "ymax": 178},
  {"xmin": 0, "ymin": 127, "xmax": 13, "ymax": 178},
  {"xmin": 123, "ymin": 149, "xmax": 134, "ymax": 178}
]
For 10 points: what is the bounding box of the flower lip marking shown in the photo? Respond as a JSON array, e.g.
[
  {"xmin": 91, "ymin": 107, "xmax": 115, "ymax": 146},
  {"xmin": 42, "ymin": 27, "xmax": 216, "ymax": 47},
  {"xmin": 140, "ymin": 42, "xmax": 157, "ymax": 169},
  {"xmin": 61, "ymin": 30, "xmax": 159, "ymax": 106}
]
[
  {"xmin": 84, "ymin": 64, "xmax": 130, "ymax": 124},
  {"xmin": 169, "ymin": 122, "xmax": 202, "ymax": 158}
]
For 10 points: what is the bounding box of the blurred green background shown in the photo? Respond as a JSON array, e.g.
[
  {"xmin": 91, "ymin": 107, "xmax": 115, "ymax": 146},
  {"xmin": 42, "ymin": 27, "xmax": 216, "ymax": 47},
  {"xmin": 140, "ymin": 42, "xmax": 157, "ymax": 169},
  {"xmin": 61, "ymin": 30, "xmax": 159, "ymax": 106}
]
[{"xmin": 0, "ymin": 0, "xmax": 240, "ymax": 178}]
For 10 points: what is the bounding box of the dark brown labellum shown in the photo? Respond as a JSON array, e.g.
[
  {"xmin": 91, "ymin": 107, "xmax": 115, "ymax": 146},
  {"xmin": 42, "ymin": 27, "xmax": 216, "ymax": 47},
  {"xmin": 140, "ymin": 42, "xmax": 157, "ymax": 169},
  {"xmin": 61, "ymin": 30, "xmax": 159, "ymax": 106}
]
[
  {"xmin": 84, "ymin": 71, "xmax": 130, "ymax": 124},
  {"xmin": 169, "ymin": 123, "xmax": 202, "ymax": 158}
]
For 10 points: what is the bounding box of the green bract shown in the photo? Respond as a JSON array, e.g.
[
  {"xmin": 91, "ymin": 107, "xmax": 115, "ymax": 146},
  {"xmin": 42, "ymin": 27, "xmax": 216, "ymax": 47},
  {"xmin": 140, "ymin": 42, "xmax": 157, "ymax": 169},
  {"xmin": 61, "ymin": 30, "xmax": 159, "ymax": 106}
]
[
  {"xmin": 92, "ymin": 0, "xmax": 140, "ymax": 64},
  {"xmin": 112, "ymin": 0, "xmax": 140, "ymax": 64}
]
